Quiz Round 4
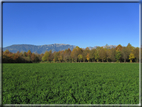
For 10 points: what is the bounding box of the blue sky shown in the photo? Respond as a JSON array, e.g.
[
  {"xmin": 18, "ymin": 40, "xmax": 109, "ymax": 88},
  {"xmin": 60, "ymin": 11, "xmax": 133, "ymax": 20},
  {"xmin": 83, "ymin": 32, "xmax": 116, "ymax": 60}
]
[{"xmin": 3, "ymin": 3, "xmax": 139, "ymax": 48}]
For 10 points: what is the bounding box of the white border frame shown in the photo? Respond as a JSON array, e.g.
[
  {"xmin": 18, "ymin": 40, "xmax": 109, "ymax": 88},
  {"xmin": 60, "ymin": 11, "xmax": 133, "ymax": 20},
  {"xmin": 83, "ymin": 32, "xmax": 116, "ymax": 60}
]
[{"xmin": 1, "ymin": 0, "xmax": 141, "ymax": 106}]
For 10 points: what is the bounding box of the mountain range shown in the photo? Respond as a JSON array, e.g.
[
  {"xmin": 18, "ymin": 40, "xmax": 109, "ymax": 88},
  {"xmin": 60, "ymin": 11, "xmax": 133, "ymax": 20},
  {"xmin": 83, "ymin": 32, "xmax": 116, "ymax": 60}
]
[{"xmin": 3, "ymin": 44, "xmax": 117, "ymax": 54}]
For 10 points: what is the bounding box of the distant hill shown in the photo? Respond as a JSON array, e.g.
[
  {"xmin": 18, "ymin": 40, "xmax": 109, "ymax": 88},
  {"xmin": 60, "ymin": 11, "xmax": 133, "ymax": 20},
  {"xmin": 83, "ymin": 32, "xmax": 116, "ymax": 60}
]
[
  {"xmin": 3, "ymin": 44, "xmax": 76, "ymax": 54},
  {"xmin": 3, "ymin": 44, "xmax": 117, "ymax": 54}
]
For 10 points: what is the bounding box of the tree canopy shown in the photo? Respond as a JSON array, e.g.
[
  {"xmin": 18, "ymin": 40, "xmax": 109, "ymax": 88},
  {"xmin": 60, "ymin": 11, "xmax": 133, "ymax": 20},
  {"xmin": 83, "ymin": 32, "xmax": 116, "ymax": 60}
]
[{"xmin": 2, "ymin": 43, "xmax": 140, "ymax": 63}]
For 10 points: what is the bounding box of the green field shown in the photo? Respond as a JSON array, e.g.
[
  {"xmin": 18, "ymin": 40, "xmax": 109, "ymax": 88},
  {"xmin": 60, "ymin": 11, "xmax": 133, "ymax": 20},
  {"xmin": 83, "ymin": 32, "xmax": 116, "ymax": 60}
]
[{"xmin": 3, "ymin": 63, "xmax": 139, "ymax": 104}]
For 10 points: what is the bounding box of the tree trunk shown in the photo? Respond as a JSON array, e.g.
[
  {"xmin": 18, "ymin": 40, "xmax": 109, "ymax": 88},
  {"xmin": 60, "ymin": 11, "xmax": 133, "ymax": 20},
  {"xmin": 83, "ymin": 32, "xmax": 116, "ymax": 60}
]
[
  {"xmin": 72, "ymin": 58, "xmax": 73, "ymax": 63},
  {"xmin": 130, "ymin": 59, "xmax": 132, "ymax": 63},
  {"xmin": 124, "ymin": 59, "xmax": 126, "ymax": 63}
]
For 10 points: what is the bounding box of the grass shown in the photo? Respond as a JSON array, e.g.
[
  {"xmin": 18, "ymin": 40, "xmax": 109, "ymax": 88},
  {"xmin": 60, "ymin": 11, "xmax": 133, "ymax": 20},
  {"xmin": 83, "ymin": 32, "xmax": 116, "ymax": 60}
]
[{"xmin": 2, "ymin": 63, "xmax": 139, "ymax": 104}]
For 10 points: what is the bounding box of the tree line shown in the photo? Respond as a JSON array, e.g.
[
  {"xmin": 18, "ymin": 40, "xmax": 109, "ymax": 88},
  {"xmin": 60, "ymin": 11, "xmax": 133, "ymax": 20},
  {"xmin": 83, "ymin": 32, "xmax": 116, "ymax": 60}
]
[{"xmin": 2, "ymin": 43, "xmax": 141, "ymax": 63}]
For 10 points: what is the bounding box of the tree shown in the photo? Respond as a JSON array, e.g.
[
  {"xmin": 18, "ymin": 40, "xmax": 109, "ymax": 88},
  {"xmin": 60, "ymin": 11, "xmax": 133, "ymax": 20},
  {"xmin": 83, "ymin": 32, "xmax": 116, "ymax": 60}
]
[
  {"xmin": 105, "ymin": 48, "xmax": 111, "ymax": 62},
  {"xmin": 78, "ymin": 54, "xmax": 83, "ymax": 62},
  {"xmin": 90, "ymin": 49, "xmax": 96, "ymax": 62},
  {"xmin": 82, "ymin": 47, "xmax": 90, "ymax": 62},
  {"xmin": 99, "ymin": 47, "xmax": 106, "ymax": 62},
  {"xmin": 3, "ymin": 52, "xmax": 13, "ymax": 63},
  {"xmin": 3, "ymin": 50, "xmax": 14, "ymax": 63},
  {"xmin": 126, "ymin": 43, "xmax": 135, "ymax": 62},
  {"xmin": 58, "ymin": 51, "xmax": 64, "ymax": 62},
  {"xmin": 16, "ymin": 51, "xmax": 20, "ymax": 55},
  {"xmin": 115, "ymin": 44, "xmax": 122, "ymax": 51},
  {"xmin": 54, "ymin": 52, "xmax": 59, "ymax": 62},
  {"xmin": 82, "ymin": 49, "xmax": 86, "ymax": 62},
  {"xmin": 121, "ymin": 47, "xmax": 129, "ymax": 62},
  {"xmin": 42, "ymin": 56, "xmax": 46, "ymax": 62},
  {"xmin": 42, "ymin": 51, "xmax": 49, "ymax": 62},
  {"xmin": 129, "ymin": 53, "xmax": 135, "ymax": 63},
  {"xmin": 38, "ymin": 53, "xmax": 44, "ymax": 61},
  {"xmin": 63, "ymin": 49, "xmax": 68, "ymax": 62},
  {"xmin": 23, "ymin": 52, "xmax": 27, "ymax": 57},
  {"xmin": 13, "ymin": 53, "xmax": 19, "ymax": 62},
  {"xmin": 53, "ymin": 58, "xmax": 55, "ymax": 62},
  {"xmin": 133, "ymin": 47, "xmax": 139, "ymax": 62},
  {"xmin": 109, "ymin": 48, "xmax": 116, "ymax": 62},
  {"xmin": 26, "ymin": 50, "xmax": 32, "ymax": 62},
  {"xmin": 58, "ymin": 55, "xmax": 63, "ymax": 62},
  {"xmin": 94, "ymin": 48, "xmax": 100, "ymax": 62},
  {"xmin": 71, "ymin": 48, "xmax": 78, "ymax": 62},
  {"xmin": 115, "ymin": 49, "xmax": 121, "ymax": 62},
  {"xmin": 20, "ymin": 51, "xmax": 24, "ymax": 57},
  {"xmin": 76, "ymin": 46, "xmax": 83, "ymax": 55},
  {"xmin": 4, "ymin": 49, "xmax": 10, "ymax": 55},
  {"xmin": 86, "ymin": 53, "xmax": 90, "ymax": 62},
  {"xmin": 73, "ymin": 46, "xmax": 83, "ymax": 62},
  {"xmin": 67, "ymin": 48, "xmax": 72, "ymax": 62},
  {"xmin": 126, "ymin": 43, "xmax": 134, "ymax": 55},
  {"xmin": 49, "ymin": 50, "xmax": 53, "ymax": 62},
  {"xmin": 27, "ymin": 50, "xmax": 32, "ymax": 57},
  {"xmin": 31, "ymin": 53, "xmax": 37, "ymax": 62},
  {"xmin": 34, "ymin": 52, "xmax": 40, "ymax": 62},
  {"xmin": 63, "ymin": 48, "xmax": 71, "ymax": 62}
]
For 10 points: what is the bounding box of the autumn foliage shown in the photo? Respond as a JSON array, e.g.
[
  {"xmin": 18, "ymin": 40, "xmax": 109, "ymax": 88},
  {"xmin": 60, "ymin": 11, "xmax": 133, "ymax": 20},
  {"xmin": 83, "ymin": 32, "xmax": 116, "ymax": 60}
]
[
  {"xmin": 2, "ymin": 43, "xmax": 140, "ymax": 63},
  {"xmin": 129, "ymin": 53, "xmax": 135, "ymax": 63}
]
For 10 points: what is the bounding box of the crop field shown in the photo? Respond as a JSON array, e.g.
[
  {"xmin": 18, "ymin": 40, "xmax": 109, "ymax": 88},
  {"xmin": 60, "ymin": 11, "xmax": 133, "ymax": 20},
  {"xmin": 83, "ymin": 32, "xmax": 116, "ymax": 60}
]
[{"xmin": 3, "ymin": 63, "xmax": 139, "ymax": 104}]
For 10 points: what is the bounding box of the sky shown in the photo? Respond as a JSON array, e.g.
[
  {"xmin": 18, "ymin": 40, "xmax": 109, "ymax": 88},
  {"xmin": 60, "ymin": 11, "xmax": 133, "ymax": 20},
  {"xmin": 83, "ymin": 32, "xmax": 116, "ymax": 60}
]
[{"xmin": 3, "ymin": 2, "xmax": 139, "ymax": 48}]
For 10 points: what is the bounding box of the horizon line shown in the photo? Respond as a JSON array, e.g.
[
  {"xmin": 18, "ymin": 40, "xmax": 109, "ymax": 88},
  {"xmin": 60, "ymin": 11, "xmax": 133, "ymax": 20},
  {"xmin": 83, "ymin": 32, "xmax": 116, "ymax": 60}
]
[{"xmin": 2, "ymin": 43, "xmax": 140, "ymax": 48}]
